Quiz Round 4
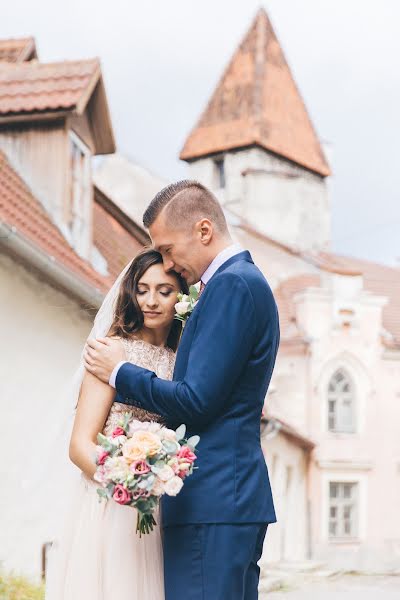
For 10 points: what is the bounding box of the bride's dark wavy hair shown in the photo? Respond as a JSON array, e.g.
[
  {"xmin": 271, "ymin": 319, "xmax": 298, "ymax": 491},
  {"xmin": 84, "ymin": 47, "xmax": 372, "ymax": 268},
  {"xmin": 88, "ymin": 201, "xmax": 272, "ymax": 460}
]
[{"xmin": 109, "ymin": 248, "xmax": 189, "ymax": 351}]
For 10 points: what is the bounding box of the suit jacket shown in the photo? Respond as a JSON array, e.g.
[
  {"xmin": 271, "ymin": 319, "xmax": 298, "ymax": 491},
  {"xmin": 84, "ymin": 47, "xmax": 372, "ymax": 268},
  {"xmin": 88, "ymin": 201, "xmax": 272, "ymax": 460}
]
[{"xmin": 115, "ymin": 251, "xmax": 280, "ymax": 526}]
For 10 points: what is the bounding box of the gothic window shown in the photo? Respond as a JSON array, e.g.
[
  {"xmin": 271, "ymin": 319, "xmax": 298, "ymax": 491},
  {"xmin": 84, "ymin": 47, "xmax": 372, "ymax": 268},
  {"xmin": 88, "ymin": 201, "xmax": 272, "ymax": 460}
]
[
  {"xmin": 329, "ymin": 482, "xmax": 359, "ymax": 538},
  {"xmin": 327, "ymin": 369, "xmax": 355, "ymax": 433}
]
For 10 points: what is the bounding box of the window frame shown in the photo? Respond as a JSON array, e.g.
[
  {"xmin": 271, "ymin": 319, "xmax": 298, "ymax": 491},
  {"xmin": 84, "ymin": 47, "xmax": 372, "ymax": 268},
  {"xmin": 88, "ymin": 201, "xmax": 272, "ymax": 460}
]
[
  {"xmin": 326, "ymin": 368, "xmax": 356, "ymax": 434},
  {"xmin": 321, "ymin": 471, "xmax": 367, "ymax": 543},
  {"xmin": 65, "ymin": 130, "xmax": 92, "ymax": 257}
]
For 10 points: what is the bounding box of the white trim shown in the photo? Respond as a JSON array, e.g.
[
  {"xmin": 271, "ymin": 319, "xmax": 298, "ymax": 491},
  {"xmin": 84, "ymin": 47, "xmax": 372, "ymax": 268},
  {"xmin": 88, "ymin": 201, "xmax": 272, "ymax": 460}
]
[
  {"xmin": 321, "ymin": 470, "xmax": 368, "ymax": 543},
  {"xmin": 67, "ymin": 130, "xmax": 92, "ymax": 259},
  {"xmin": 317, "ymin": 460, "xmax": 372, "ymax": 471}
]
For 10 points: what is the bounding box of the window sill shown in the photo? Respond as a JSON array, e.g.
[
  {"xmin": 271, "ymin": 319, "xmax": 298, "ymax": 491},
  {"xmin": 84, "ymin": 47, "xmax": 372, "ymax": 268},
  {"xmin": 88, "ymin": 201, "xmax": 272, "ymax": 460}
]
[{"xmin": 328, "ymin": 537, "xmax": 361, "ymax": 545}]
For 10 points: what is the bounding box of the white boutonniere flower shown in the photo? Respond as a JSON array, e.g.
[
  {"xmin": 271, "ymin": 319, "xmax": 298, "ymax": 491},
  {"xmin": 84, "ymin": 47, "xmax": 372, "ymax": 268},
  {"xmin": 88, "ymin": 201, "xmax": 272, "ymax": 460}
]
[{"xmin": 174, "ymin": 283, "xmax": 201, "ymax": 325}]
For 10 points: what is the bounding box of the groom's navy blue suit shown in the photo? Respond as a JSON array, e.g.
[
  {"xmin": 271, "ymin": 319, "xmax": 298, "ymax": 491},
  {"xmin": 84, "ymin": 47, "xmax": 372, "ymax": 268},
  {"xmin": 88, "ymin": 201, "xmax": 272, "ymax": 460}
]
[{"xmin": 115, "ymin": 251, "xmax": 280, "ymax": 599}]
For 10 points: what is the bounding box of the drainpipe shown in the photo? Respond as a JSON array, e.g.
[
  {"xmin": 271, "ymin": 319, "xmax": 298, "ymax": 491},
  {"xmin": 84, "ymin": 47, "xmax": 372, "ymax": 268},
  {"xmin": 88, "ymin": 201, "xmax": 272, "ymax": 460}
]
[{"xmin": 0, "ymin": 222, "xmax": 105, "ymax": 309}]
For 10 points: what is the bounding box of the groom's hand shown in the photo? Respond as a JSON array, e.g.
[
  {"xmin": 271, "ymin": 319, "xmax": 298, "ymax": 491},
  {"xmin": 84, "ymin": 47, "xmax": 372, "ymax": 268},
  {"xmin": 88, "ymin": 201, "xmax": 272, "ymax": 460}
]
[{"xmin": 84, "ymin": 338, "xmax": 126, "ymax": 383}]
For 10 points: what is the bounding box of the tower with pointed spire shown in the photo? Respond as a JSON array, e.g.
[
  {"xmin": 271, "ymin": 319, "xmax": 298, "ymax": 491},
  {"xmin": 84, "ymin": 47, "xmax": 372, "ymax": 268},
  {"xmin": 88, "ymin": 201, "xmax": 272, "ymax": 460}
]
[{"xmin": 180, "ymin": 8, "xmax": 331, "ymax": 252}]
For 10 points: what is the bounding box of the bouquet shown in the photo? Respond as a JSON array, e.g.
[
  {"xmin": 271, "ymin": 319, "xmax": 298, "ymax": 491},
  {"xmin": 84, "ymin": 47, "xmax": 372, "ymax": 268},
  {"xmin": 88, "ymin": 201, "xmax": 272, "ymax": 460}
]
[{"xmin": 94, "ymin": 416, "xmax": 199, "ymax": 536}]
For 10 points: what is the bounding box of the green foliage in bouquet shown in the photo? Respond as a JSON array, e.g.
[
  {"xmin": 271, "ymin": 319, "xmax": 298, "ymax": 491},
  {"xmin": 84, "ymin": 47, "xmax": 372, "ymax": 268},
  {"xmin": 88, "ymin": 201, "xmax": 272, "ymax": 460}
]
[{"xmin": 174, "ymin": 285, "xmax": 200, "ymax": 323}]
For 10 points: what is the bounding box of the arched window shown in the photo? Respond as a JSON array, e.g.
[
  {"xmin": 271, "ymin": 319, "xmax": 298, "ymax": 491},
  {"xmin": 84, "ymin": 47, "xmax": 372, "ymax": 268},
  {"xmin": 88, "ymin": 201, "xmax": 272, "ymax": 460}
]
[{"xmin": 327, "ymin": 369, "xmax": 355, "ymax": 433}]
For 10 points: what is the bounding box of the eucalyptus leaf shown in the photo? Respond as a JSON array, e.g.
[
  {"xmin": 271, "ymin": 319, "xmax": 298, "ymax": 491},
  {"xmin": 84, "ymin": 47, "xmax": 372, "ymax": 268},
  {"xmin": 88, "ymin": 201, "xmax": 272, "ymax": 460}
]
[
  {"xmin": 162, "ymin": 440, "xmax": 179, "ymax": 455},
  {"xmin": 175, "ymin": 424, "xmax": 186, "ymax": 441},
  {"xmin": 189, "ymin": 285, "xmax": 199, "ymax": 301},
  {"xmin": 97, "ymin": 488, "xmax": 108, "ymax": 500},
  {"xmin": 187, "ymin": 435, "xmax": 200, "ymax": 449}
]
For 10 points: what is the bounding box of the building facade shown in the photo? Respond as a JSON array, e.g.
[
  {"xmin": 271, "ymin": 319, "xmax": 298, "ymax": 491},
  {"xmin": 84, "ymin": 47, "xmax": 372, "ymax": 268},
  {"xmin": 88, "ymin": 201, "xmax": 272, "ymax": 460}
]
[{"xmin": 178, "ymin": 9, "xmax": 400, "ymax": 571}]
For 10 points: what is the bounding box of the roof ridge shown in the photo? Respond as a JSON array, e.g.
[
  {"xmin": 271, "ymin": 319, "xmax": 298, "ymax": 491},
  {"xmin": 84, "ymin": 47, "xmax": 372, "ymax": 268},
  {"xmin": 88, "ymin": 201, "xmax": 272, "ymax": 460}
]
[{"xmin": 0, "ymin": 57, "xmax": 100, "ymax": 70}]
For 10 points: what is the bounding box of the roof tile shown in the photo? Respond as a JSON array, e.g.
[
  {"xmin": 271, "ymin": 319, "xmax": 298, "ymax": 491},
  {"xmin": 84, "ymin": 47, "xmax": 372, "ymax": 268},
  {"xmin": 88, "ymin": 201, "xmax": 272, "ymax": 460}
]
[
  {"xmin": 180, "ymin": 9, "xmax": 330, "ymax": 177},
  {"xmin": 0, "ymin": 38, "xmax": 37, "ymax": 63},
  {"xmin": 0, "ymin": 59, "xmax": 99, "ymax": 115},
  {"xmin": 0, "ymin": 150, "xmax": 146, "ymax": 297}
]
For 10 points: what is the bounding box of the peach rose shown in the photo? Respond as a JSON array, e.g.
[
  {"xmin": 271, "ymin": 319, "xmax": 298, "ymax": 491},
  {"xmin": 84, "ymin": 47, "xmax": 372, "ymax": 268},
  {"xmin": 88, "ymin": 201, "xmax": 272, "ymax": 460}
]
[
  {"xmin": 122, "ymin": 438, "xmax": 147, "ymax": 462},
  {"xmin": 123, "ymin": 431, "xmax": 162, "ymax": 463}
]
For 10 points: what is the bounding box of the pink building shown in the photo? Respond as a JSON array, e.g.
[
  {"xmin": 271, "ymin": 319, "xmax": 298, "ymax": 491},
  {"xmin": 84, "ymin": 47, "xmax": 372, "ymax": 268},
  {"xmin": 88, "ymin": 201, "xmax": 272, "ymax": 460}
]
[{"xmin": 177, "ymin": 9, "xmax": 400, "ymax": 571}]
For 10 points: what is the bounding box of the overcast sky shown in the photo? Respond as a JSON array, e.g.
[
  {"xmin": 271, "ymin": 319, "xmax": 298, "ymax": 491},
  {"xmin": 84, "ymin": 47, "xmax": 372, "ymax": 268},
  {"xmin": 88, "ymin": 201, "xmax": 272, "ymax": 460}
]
[{"xmin": 3, "ymin": 1, "xmax": 400, "ymax": 266}]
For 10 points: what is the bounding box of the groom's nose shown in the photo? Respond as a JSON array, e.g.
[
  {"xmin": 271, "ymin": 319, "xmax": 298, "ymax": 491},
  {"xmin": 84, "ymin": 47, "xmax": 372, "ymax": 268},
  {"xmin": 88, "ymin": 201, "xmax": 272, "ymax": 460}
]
[{"xmin": 163, "ymin": 258, "xmax": 175, "ymax": 272}]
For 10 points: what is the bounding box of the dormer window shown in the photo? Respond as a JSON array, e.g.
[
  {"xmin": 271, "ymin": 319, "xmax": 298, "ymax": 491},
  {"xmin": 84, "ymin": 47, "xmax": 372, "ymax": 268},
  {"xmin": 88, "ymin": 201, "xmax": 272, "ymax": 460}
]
[
  {"xmin": 65, "ymin": 131, "xmax": 92, "ymax": 258},
  {"xmin": 214, "ymin": 157, "xmax": 225, "ymax": 189}
]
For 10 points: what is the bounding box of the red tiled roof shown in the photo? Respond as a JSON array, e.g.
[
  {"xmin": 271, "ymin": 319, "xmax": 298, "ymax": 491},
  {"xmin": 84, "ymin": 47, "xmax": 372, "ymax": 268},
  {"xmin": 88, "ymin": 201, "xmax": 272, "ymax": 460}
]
[
  {"xmin": 262, "ymin": 414, "xmax": 315, "ymax": 450},
  {"xmin": 321, "ymin": 252, "xmax": 400, "ymax": 345},
  {"xmin": 274, "ymin": 273, "xmax": 320, "ymax": 340},
  {"xmin": 274, "ymin": 258, "xmax": 400, "ymax": 348},
  {"xmin": 0, "ymin": 58, "xmax": 100, "ymax": 115},
  {"xmin": 0, "ymin": 37, "xmax": 37, "ymax": 63},
  {"xmin": 180, "ymin": 9, "xmax": 330, "ymax": 177},
  {"xmin": 0, "ymin": 149, "xmax": 110, "ymax": 293},
  {"xmin": 93, "ymin": 201, "xmax": 144, "ymax": 282},
  {"xmin": 0, "ymin": 150, "xmax": 148, "ymax": 301}
]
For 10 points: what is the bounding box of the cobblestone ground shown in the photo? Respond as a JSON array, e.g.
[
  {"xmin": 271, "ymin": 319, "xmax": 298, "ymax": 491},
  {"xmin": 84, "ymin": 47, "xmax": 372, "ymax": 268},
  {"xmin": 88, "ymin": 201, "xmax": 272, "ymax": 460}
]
[{"xmin": 261, "ymin": 574, "xmax": 400, "ymax": 599}]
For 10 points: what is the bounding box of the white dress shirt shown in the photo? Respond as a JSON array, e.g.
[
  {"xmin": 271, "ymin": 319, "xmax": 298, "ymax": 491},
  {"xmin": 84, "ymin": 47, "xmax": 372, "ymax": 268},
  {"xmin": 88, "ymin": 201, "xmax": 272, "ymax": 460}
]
[{"xmin": 109, "ymin": 243, "xmax": 244, "ymax": 388}]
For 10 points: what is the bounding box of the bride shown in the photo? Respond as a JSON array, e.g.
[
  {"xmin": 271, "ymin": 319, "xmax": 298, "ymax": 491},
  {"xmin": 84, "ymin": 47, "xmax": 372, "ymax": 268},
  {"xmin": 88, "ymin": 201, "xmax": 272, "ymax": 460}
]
[{"xmin": 45, "ymin": 248, "xmax": 188, "ymax": 600}]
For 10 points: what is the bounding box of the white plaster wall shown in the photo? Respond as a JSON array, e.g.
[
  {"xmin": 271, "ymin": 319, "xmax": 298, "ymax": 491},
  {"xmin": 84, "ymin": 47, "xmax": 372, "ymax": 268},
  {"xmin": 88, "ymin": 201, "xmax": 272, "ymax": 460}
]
[
  {"xmin": 261, "ymin": 432, "xmax": 309, "ymax": 565},
  {"xmin": 0, "ymin": 254, "xmax": 93, "ymax": 578},
  {"xmin": 186, "ymin": 147, "xmax": 331, "ymax": 252}
]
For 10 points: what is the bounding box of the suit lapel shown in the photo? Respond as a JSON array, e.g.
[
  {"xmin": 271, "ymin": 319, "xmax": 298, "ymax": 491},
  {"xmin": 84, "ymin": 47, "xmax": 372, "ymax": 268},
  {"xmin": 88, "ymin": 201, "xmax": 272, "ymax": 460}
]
[{"xmin": 173, "ymin": 250, "xmax": 253, "ymax": 380}]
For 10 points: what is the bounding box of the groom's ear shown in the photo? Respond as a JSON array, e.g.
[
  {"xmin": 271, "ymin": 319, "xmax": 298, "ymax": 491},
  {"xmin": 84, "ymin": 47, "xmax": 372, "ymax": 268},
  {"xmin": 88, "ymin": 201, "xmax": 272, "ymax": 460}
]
[{"xmin": 197, "ymin": 218, "xmax": 213, "ymax": 245}]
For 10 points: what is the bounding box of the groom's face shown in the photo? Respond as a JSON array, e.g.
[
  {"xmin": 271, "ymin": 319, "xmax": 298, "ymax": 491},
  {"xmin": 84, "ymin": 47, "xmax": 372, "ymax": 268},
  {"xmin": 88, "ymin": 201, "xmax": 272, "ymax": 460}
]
[{"xmin": 149, "ymin": 213, "xmax": 210, "ymax": 285}]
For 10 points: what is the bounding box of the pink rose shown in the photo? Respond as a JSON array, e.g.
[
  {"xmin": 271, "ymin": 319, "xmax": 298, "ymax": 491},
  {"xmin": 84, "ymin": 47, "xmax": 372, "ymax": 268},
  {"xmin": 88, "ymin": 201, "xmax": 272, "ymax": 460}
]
[
  {"xmin": 113, "ymin": 484, "xmax": 132, "ymax": 505},
  {"xmin": 112, "ymin": 426, "xmax": 125, "ymax": 438},
  {"xmin": 130, "ymin": 460, "xmax": 151, "ymax": 475},
  {"xmin": 178, "ymin": 446, "xmax": 197, "ymax": 464},
  {"xmin": 97, "ymin": 450, "xmax": 109, "ymax": 465}
]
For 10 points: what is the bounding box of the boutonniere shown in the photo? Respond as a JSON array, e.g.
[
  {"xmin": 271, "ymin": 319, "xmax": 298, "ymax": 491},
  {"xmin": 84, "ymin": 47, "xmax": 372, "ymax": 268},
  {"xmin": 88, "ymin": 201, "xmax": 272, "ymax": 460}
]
[{"xmin": 174, "ymin": 283, "xmax": 200, "ymax": 326}]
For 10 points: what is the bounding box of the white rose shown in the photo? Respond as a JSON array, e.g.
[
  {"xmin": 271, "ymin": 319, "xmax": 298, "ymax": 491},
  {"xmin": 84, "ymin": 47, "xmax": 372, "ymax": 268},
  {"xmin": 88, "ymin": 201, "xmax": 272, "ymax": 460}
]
[
  {"xmin": 157, "ymin": 465, "xmax": 175, "ymax": 482},
  {"xmin": 146, "ymin": 422, "xmax": 162, "ymax": 434},
  {"xmin": 175, "ymin": 301, "xmax": 191, "ymax": 316},
  {"xmin": 151, "ymin": 478, "xmax": 165, "ymax": 496},
  {"xmin": 160, "ymin": 427, "xmax": 177, "ymax": 441},
  {"xmin": 164, "ymin": 476, "xmax": 184, "ymax": 496}
]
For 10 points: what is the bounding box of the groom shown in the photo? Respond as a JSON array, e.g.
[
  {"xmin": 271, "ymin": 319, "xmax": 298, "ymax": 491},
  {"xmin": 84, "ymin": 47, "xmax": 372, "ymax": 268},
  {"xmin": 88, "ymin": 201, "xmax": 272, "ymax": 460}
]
[{"xmin": 85, "ymin": 180, "xmax": 280, "ymax": 600}]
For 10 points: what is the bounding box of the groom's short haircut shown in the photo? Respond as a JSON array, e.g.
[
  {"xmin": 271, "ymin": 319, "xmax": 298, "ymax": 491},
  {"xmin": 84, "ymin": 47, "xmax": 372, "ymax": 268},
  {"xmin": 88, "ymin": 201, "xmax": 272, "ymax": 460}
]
[{"xmin": 143, "ymin": 180, "xmax": 228, "ymax": 233}]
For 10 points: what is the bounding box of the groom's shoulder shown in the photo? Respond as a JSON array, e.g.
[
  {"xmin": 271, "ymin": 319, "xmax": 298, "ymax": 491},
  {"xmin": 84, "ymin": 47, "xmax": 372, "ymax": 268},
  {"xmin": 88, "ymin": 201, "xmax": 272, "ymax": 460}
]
[{"xmin": 214, "ymin": 259, "xmax": 274, "ymax": 301}]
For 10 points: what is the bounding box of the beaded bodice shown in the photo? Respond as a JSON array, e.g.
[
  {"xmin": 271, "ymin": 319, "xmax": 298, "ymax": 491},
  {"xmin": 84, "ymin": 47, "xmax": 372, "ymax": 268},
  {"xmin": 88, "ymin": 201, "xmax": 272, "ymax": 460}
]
[{"xmin": 103, "ymin": 338, "xmax": 175, "ymax": 435}]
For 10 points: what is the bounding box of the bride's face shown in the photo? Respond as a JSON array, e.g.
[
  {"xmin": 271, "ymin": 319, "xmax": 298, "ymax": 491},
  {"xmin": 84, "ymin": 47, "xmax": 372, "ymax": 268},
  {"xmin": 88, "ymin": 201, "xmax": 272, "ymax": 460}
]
[{"xmin": 136, "ymin": 263, "xmax": 180, "ymax": 331}]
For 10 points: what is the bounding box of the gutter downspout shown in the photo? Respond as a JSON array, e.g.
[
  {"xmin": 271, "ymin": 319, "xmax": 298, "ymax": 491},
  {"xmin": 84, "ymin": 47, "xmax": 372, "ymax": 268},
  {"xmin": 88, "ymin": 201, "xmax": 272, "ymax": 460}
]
[{"xmin": 0, "ymin": 222, "xmax": 105, "ymax": 309}]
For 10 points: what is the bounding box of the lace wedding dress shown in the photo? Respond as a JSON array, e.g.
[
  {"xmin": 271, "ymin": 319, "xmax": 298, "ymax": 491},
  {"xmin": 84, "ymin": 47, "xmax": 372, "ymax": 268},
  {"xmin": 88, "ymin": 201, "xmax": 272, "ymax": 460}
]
[{"xmin": 46, "ymin": 338, "xmax": 175, "ymax": 600}]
